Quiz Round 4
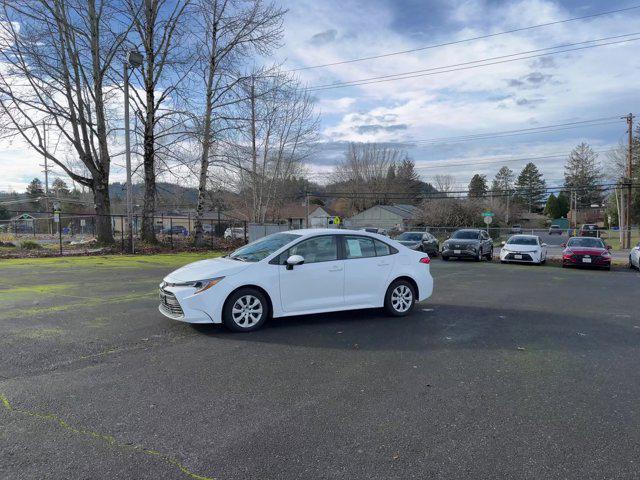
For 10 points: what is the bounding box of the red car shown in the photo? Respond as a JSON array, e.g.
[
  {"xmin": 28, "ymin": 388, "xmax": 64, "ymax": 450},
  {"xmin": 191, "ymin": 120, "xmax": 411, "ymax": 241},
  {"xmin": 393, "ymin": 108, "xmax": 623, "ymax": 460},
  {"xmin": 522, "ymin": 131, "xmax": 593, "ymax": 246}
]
[{"xmin": 562, "ymin": 237, "xmax": 612, "ymax": 270}]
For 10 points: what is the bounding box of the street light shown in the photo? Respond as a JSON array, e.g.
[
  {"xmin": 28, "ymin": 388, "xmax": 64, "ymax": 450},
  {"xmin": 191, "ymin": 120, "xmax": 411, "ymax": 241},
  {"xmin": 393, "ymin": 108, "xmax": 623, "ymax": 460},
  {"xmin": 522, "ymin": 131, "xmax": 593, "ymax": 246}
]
[{"xmin": 124, "ymin": 50, "xmax": 143, "ymax": 253}]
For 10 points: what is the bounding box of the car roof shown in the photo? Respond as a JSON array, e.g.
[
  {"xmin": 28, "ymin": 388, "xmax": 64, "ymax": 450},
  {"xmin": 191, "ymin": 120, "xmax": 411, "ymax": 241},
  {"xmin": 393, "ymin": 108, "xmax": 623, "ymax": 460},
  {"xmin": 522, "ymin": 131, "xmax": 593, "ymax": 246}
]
[
  {"xmin": 288, "ymin": 228, "xmax": 384, "ymax": 237},
  {"xmin": 508, "ymin": 234, "xmax": 539, "ymax": 239}
]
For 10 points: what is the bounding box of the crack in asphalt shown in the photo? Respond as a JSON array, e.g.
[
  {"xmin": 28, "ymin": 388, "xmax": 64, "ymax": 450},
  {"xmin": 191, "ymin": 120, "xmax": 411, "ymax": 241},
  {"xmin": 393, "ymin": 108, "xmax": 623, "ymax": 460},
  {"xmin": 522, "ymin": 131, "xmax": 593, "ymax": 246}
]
[{"xmin": 0, "ymin": 393, "xmax": 215, "ymax": 480}]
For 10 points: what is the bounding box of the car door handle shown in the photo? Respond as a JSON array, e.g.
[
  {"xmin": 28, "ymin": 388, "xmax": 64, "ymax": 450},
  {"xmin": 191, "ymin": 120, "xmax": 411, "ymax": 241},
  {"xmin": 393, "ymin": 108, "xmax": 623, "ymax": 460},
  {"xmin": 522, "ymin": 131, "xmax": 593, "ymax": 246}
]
[{"xmin": 328, "ymin": 266, "xmax": 343, "ymax": 272}]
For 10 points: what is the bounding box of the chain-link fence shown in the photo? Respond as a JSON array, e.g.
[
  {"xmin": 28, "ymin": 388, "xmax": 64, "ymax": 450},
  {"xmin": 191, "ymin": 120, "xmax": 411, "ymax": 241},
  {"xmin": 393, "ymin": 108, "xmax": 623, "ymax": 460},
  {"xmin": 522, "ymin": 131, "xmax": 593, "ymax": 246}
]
[{"xmin": 0, "ymin": 210, "xmax": 248, "ymax": 255}]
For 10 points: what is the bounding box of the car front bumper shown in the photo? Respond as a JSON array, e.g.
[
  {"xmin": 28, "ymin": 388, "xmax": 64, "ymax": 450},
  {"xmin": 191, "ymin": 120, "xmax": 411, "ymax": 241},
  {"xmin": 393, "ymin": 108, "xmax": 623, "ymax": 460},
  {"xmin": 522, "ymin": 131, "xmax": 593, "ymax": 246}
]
[
  {"xmin": 500, "ymin": 251, "xmax": 540, "ymax": 263},
  {"xmin": 158, "ymin": 286, "xmax": 216, "ymax": 324},
  {"xmin": 441, "ymin": 248, "xmax": 478, "ymax": 259}
]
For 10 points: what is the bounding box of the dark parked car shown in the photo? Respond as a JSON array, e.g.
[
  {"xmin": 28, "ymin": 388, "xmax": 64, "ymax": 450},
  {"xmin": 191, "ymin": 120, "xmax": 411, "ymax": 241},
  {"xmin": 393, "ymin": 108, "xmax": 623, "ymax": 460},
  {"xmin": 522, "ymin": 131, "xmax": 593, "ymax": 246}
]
[
  {"xmin": 160, "ymin": 225, "xmax": 189, "ymax": 236},
  {"xmin": 579, "ymin": 224, "xmax": 599, "ymax": 237},
  {"xmin": 441, "ymin": 229, "xmax": 493, "ymax": 261},
  {"xmin": 395, "ymin": 231, "xmax": 439, "ymax": 256},
  {"xmin": 562, "ymin": 237, "xmax": 611, "ymax": 270},
  {"xmin": 548, "ymin": 224, "xmax": 563, "ymax": 235},
  {"xmin": 509, "ymin": 224, "xmax": 523, "ymax": 234}
]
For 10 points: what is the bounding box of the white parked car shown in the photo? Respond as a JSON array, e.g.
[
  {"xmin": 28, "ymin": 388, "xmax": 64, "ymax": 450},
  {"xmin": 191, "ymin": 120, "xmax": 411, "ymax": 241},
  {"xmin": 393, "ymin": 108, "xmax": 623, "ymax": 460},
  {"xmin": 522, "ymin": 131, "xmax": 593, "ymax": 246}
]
[
  {"xmin": 499, "ymin": 234, "xmax": 547, "ymax": 264},
  {"xmin": 630, "ymin": 242, "xmax": 640, "ymax": 270},
  {"xmin": 159, "ymin": 228, "xmax": 434, "ymax": 331},
  {"xmin": 224, "ymin": 227, "xmax": 244, "ymax": 240}
]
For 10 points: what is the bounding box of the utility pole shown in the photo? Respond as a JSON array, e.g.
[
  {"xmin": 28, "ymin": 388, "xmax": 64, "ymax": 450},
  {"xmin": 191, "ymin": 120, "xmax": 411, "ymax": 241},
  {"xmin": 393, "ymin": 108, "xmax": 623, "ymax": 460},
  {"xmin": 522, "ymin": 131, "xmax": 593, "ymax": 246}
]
[
  {"xmin": 124, "ymin": 50, "xmax": 144, "ymax": 253},
  {"xmin": 305, "ymin": 191, "xmax": 310, "ymax": 228},
  {"xmin": 622, "ymin": 113, "xmax": 635, "ymax": 249},
  {"xmin": 41, "ymin": 121, "xmax": 52, "ymax": 234},
  {"xmin": 250, "ymin": 75, "xmax": 258, "ymax": 223}
]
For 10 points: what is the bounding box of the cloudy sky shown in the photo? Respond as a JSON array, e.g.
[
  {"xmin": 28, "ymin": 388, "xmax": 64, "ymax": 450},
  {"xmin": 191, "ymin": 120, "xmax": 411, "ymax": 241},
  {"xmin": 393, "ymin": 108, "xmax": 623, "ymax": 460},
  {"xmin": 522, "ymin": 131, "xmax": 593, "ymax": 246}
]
[
  {"xmin": 1, "ymin": 0, "xmax": 638, "ymax": 192},
  {"xmin": 275, "ymin": 0, "xmax": 640, "ymax": 188}
]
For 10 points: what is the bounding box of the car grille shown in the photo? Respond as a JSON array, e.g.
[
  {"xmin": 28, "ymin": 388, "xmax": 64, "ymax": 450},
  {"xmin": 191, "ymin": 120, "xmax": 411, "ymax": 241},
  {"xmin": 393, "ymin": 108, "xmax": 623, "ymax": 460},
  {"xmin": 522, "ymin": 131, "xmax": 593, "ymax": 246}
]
[
  {"xmin": 159, "ymin": 289, "xmax": 184, "ymax": 318},
  {"xmin": 505, "ymin": 253, "xmax": 533, "ymax": 261}
]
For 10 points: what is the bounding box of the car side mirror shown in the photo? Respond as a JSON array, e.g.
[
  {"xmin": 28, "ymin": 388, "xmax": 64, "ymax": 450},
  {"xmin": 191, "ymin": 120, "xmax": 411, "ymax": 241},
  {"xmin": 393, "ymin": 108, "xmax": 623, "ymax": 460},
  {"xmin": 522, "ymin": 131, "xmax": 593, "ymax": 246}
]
[
  {"xmin": 501, "ymin": 241, "xmax": 506, "ymax": 246},
  {"xmin": 286, "ymin": 254, "xmax": 305, "ymax": 270},
  {"xmin": 606, "ymin": 245, "xmax": 612, "ymax": 250},
  {"xmin": 560, "ymin": 243, "xmax": 566, "ymax": 248},
  {"xmin": 541, "ymin": 243, "xmax": 547, "ymax": 247}
]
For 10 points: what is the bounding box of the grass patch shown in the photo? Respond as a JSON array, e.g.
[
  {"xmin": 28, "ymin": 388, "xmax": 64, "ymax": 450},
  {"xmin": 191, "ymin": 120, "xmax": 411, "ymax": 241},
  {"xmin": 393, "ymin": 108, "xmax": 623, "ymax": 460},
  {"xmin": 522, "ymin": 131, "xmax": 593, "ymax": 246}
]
[
  {"xmin": 19, "ymin": 240, "xmax": 42, "ymax": 250},
  {"xmin": 12, "ymin": 327, "xmax": 65, "ymax": 340},
  {"xmin": 0, "ymin": 251, "xmax": 223, "ymax": 269}
]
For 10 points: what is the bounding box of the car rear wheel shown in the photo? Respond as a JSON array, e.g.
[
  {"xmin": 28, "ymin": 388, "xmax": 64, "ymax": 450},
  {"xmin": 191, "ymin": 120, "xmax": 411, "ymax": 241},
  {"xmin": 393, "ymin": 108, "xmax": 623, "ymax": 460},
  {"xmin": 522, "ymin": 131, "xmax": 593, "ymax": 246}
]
[
  {"xmin": 486, "ymin": 249, "xmax": 493, "ymax": 261},
  {"xmin": 384, "ymin": 280, "xmax": 415, "ymax": 317},
  {"xmin": 222, "ymin": 288, "xmax": 269, "ymax": 332}
]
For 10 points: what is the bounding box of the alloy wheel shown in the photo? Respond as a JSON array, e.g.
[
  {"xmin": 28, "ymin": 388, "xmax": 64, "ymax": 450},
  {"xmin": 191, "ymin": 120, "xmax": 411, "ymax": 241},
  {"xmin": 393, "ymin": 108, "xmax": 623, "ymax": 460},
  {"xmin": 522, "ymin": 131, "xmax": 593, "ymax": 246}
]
[
  {"xmin": 231, "ymin": 295, "xmax": 263, "ymax": 328},
  {"xmin": 391, "ymin": 285, "xmax": 413, "ymax": 313}
]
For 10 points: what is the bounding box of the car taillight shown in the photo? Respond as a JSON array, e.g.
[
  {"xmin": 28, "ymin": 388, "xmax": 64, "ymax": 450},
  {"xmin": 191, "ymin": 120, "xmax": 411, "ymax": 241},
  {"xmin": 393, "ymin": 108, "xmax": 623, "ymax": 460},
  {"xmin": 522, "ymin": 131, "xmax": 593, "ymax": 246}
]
[{"xmin": 419, "ymin": 256, "xmax": 430, "ymax": 264}]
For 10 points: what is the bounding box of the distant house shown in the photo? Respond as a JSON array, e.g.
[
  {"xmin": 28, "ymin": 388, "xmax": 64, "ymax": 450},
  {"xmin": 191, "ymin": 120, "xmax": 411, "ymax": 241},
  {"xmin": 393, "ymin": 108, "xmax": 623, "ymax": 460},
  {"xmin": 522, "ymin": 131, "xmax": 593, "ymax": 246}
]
[
  {"xmin": 344, "ymin": 204, "xmax": 420, "ymax": 231},
  {"xmin": 308, "ymin": 205, "xmax": 340, "ymax": 228},
  {"xmin": 8, "ymin": 212, "xmax": 51, "ymax": 233}
]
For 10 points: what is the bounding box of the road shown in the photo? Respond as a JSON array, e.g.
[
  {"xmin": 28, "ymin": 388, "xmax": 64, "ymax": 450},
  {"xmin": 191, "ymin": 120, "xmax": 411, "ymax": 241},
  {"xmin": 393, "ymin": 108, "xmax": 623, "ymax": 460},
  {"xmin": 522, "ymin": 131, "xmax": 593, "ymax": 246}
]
[{"xmin": 1, "ymin": 256, "xmax": 639, "ymax": 479}]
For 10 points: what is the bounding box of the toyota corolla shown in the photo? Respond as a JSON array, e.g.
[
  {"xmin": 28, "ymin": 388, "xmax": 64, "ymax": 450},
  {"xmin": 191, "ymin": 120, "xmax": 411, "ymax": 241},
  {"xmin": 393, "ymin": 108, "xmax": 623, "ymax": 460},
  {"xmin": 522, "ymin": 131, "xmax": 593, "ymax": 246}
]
[{"xmin": 159, "ymin": 229, "xmax": 434, "ymax": 331}]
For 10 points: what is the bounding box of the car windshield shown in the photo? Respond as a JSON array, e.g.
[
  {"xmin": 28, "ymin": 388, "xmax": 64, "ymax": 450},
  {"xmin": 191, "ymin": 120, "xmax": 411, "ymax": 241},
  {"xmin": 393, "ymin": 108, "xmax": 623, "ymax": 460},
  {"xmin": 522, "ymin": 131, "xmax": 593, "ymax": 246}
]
[
  {"xmin": 397, "ymin": 232, "xmax": 423, "ymax": 241},
  {"xmin": 567, "ymin": 237, "xmax": 605, "ymax": 248},
  {"xmin": 550, "ymin": 225, "xmax": 560, "ymax": 229},
  {"xmin": 229, "ymin": 233, "xmax": 301, "ymax": 262},
  {"xmin": 451, "ymin": 230, "xmax": 479, "ymax": 240},
  {"xmin": 507, "ymin": 236, "xmax": 538, "ymax": 246},
  {"xmin": 581, "ymin": 225, "xmax": 597, "ymax": 230}
]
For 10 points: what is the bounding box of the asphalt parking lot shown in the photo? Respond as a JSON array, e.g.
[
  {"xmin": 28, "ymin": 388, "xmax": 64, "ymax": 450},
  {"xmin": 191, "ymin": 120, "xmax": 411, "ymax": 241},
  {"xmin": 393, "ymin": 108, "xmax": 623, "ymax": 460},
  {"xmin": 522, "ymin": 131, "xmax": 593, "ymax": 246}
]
[{"xmin": 1, "ymin": 255, "xmax": 639, "ymax": 479}]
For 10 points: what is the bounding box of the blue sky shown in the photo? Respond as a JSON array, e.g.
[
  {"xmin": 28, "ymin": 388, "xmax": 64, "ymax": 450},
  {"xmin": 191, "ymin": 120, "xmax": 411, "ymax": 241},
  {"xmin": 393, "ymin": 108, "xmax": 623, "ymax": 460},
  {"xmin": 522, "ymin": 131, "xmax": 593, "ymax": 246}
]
[
  {"xmin": 1, "ymin": 0, "xmax": 638, "ymax": 191},
  {"xmin": 275, "ymin": 0, "xmax": 640, "ymax": 187}
]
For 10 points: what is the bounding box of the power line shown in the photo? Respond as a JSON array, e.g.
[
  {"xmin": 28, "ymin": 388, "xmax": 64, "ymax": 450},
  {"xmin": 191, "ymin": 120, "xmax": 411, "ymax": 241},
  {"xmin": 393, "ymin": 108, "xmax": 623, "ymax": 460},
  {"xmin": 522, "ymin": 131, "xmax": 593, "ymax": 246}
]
[
  {"xmin": 307, "ymin": 34, "xmax": 640, "ymax": 91},
  {"xmin": 304, "ymin": 148, "xmax": 616, "ymax": 178},
  {"xmin": 288, "ymin": 5, "xmax": 640, "ymax": 71},
  {"xmin": 404, "ymin": 117, "xmax": 622, "ymax": 146}
]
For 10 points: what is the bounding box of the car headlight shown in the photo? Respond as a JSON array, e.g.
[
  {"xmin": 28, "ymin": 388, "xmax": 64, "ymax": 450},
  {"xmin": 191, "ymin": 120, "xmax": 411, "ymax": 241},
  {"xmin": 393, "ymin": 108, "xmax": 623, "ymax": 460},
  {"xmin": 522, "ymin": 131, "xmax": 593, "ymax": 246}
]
[{"xmin": 168, "ymin": 277, "xmax": 225, "ymax": 294}]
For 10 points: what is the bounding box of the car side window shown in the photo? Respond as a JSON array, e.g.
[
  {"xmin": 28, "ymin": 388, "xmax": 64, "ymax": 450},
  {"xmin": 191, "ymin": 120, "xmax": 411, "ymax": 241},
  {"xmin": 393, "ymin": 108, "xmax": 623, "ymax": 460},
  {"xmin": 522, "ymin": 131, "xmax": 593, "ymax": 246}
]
[
  {"xmin": 286, "ymin": 236, "xmax": 338, "ymax": 264},
  {"xmin": 374, "ymin": 239, "xmax": 392, "ymax": 256},
  {"xmin": 344, "ymin": 236, "xmax": 376, "ymax": 259}
]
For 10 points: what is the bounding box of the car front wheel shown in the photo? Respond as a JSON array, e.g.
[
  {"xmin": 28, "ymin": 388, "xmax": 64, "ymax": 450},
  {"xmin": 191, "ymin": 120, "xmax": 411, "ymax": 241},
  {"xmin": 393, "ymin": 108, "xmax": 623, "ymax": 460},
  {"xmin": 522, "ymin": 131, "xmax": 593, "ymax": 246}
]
[
  {"xmin": 222, "ymin": 288, "xmax": 269, "ymax": 332},
  {"xmin": 384, "ymin": 280, "xmax": 415, "ymax": 317}
]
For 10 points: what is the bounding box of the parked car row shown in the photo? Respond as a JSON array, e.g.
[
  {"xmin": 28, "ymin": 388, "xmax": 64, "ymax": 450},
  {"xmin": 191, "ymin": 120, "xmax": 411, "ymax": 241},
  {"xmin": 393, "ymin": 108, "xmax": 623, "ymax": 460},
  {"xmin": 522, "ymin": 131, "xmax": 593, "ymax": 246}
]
[
  {"xmin": 155, "ymin": 225, "xmax": 245, "ymax": 239},
  {"xmin": 434, "ymin": 228, "xmax": 622, "ymax": 271}
]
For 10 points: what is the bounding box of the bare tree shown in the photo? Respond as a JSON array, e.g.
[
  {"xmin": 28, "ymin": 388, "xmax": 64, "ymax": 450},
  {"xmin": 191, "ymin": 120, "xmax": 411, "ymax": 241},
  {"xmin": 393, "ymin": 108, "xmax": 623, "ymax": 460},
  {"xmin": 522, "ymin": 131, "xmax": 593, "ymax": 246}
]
[
  {"xmin": 433, "ymin": 174, "xmax": 456, "ymax": 196},
  {"xmin": 0, "ymin": 0, "xmax": 131, "ymax": 243},
  {"xmin": 225, "ymin": 73, "xmax": 318, "ymax": 222},
  {"xmin": 332, "ymin": 143, "xmax": 408, "ymax": 212},
  {"xmin": 189, "ymin": 0, "xmax": 286, "ymax": 245},
  {"xmin": 122, "ymin": 0, "xmax": 192, "ymax": 243}
]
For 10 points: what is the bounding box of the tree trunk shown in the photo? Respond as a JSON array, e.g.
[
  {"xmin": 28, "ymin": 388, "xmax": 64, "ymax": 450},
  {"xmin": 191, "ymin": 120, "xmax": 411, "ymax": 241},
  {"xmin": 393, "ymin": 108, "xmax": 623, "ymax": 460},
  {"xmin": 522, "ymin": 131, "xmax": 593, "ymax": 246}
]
[
  {"xmin": 141, "ymin": 92, "xmax": 157, "ymax": 243},
  {"xmin": 92, "ymin": 176, "xmax": 114, "ymax": 244}
]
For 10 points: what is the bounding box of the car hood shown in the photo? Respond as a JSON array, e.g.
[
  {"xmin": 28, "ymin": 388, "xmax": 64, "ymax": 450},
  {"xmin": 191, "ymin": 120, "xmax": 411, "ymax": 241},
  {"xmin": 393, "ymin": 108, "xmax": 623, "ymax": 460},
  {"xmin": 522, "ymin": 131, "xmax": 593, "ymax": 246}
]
[
  {"xmin": 565, "ymin": 247, "xmax": 607, "ymax": 255},
  {"xmin": 503, "ymin": 244, "xmax": 539, "ymax": 252},
  {"xmin": 164, "ymin": 257, "xmax": 252, "ymax": 283},
  {"xmin": 398, "ymin": 240, "xmax": 421, "ymax": 247},
  {"xmin": 445, "ymin": 239, "xmax": 479, "ymax": 246}
]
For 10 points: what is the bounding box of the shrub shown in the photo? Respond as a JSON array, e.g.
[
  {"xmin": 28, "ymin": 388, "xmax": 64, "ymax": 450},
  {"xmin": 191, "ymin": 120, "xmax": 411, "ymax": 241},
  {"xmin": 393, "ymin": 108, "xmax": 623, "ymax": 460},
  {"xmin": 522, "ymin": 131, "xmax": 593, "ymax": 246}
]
[{"xmin": 20, "ymin": 240, "xmax": 43, "ymax": 250}]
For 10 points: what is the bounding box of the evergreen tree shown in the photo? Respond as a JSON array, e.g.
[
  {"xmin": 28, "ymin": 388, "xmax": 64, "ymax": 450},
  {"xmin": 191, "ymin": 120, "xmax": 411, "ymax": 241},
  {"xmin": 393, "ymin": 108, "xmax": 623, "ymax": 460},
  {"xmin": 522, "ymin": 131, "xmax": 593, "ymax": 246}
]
[
  {"xmin": 396, "ymin": 158, "xmax": 422, "ymax": 199},
  {"xmin": 468, "ymin": 174, "xmax": 488, "ymax": 198},
  {"xmin": 563, "ymin": 142, "xmax": 602, "ymax": 207},
  {"xmin": 544, "ymin": 193, "xmax": 560, "ymax": 218},
  {"xmin": 51, "ymin": 178, "xmax": 70, "ymax": 196},
  {"xmin": 0, "ymin": 204, "xmax": 10, "ymax": 220},
  {"xmin": 491, "ymin": 166, "xmax": 515, "ymax": 194},
  {"xmin": 26, "ymin": 178, "xmax": 44, "ymax": 198},
  {"xmin": 515, "ymin": 163, "xmax": 546, "ymax": 212},
  {"xmin": 556, "ymin": 192, "xmax": 570, "ymax": 217}
]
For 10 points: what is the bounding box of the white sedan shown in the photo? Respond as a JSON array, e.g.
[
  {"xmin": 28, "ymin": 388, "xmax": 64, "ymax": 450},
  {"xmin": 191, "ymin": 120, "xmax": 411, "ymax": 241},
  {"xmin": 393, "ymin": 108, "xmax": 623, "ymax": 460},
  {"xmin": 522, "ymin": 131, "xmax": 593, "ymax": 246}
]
[
  {"xmin": 159, "ymin": 228, "xmax": 434, "ymax": 331},
  {"xmin": 499, "ymin": 234, "xmax": 547, "ymax": 264},
  {"xmin": 630, "ymin": 242, "xmax": 640, "ymax": 270}
]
